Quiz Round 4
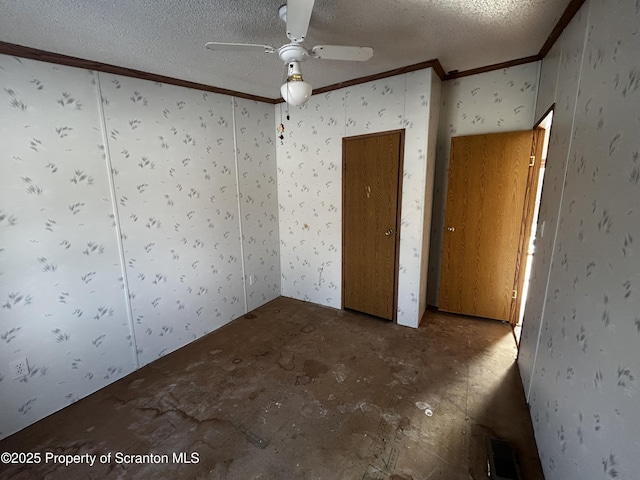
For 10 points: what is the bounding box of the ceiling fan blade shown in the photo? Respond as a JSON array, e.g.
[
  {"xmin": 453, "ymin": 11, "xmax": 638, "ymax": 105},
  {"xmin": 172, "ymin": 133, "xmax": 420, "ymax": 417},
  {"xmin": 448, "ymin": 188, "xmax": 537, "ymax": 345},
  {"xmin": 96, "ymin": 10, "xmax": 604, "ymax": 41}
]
[
  {"xmin": 286, "ymin": 0, "xmax": 315, "ymax": 42},
  {"xmin": 206, "ymin": 42, "xmax": 276, "ymax": 54},
  {"xmin": 311, "ymin": 45, "xmax": 374, "ymax": 61}
]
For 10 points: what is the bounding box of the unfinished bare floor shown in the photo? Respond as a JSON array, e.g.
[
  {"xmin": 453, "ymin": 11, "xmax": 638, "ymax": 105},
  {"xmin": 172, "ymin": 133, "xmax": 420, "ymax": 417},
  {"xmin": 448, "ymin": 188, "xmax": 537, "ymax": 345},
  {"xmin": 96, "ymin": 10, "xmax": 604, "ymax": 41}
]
[{"xmin": 0, "ymin": 297, "xmax": 543, "ymax": 479}]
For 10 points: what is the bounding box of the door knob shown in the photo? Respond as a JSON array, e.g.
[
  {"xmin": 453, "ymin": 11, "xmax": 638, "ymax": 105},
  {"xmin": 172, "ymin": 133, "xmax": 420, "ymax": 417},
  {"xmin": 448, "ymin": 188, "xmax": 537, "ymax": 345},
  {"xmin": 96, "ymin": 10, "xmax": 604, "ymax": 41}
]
[
  {"xmin": 447, "ymin": 226, "xmax": 456, "ymax": 232},
  {"xmin": 385, "ymin": 229, "xmax": 394, "ymax": 236}
]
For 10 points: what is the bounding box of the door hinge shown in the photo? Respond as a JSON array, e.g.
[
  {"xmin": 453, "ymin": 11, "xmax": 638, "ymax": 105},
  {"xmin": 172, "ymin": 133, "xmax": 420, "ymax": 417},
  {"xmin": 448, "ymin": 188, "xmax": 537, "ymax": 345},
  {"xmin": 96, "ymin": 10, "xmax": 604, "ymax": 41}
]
[
  {"xmin": 512, "ymin": 289, "xmax": 518, "ymax": 299},
  {"xmin": 529, "ymin": 155, "xmax": 536, "ymax": 167}
]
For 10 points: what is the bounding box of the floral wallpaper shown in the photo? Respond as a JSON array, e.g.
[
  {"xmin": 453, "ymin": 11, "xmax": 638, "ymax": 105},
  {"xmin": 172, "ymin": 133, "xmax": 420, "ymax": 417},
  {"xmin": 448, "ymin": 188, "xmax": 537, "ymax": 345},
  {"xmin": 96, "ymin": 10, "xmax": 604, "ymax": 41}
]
[
  {"xmin": 518, "ymin": 4, "xmax": 590, "ymax": 399},
  {"xmin": 0, "ymin": 57, "xmax": 278, "ymax": 439},
  {"xmin": 518, "ymin": 0, "xmax": 640, "ymax": 478},
  {"xmin": 0, "ymin": 57, "xmax": 136, "ymax": 438},
  {"xmin": 276, "ymin": 69, "xmax": 440, "ymax": 328},
  {"xmin": 101, "ymin": 74, "xmax": 245, "ymax": 367},
  {"xmin": 427, "ymin": 63, "xmax": 540, "ymax": 306},
  {"xmin": 276, "ymin": 90, "xmax": 345, "ymax": 311},
  {"xmin": 234, "ymin": 98, "xmax": 281, "ymax": 311}
]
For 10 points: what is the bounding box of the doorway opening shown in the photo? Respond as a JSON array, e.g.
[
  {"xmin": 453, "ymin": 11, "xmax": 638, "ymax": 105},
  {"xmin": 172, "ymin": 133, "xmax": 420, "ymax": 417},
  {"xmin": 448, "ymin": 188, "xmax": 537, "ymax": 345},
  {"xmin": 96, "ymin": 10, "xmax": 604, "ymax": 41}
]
[{"xmin": 514, "ymin": 109, "xmax": 553, "ymax": 344}]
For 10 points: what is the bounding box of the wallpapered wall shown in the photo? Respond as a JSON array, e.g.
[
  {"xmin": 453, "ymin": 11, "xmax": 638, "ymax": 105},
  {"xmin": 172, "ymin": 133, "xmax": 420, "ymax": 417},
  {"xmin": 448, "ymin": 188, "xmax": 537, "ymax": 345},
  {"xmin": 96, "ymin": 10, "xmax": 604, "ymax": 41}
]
[
  {"xmin": 426, "ymin": 62, "xmax": 540, "ymax": 306},
  {"xmin": 0, "ymin": 55, "xmax": 279, "ymax": 439},
  {"xmin": 0, "ymin": 59, "xmax": 138, "ymax": 439},
  {"xmin": 276, "ymin": 69, "xmax": 441, "ymax": 328},
  {"xmin": 517, "ymin": 0, "xmax": 640, "ymax": 478},
  {"xmin": 517, "ymin": 3, "xmax": 590, "ymax": 400}
]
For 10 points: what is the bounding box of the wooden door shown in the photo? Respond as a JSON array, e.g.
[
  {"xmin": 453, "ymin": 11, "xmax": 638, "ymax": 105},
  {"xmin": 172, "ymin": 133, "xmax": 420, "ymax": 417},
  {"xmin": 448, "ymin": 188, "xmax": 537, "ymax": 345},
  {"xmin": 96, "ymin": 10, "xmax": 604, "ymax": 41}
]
[
  {"xmin": 343, "ymin": 130, "xmax": 403, "ymax": 320},
  {"xmin": 439, "ymin": 130, "xmax": 535, "ymax": 321}
]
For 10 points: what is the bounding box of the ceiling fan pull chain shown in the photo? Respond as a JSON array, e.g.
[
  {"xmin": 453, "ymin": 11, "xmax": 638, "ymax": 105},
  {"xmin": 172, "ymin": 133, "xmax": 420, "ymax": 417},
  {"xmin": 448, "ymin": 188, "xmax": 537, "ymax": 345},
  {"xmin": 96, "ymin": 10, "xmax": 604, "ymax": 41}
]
[
  {"xmin": 277, "ymin": 122, "xmax": 285, "ymax": 145},
  {"xmin": 277, "ymin": 103, "xmax": 285, "ymax": 145}
]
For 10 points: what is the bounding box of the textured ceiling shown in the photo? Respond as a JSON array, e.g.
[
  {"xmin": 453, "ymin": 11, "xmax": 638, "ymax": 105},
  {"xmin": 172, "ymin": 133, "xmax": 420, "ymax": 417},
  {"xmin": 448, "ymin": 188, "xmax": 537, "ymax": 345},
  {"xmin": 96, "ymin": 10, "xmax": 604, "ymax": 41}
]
[{"xmin": 0, "ymin": 0, "xmax": 572, "ymax": 100}]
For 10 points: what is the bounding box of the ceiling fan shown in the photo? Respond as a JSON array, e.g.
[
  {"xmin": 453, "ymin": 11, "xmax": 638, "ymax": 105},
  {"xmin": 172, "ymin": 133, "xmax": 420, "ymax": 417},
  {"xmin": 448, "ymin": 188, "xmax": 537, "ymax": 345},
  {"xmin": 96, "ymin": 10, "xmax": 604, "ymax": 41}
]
[{"xmin": 205, "ymin": 0, "xmax": 374, "ymax": 106}]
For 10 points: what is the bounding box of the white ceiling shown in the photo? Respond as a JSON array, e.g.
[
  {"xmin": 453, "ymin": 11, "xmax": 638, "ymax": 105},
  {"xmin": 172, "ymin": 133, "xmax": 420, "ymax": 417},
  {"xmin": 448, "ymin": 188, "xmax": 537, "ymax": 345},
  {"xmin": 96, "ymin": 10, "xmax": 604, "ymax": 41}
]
[{"xmin": 0, "ymin": 0, "xmax": 571, "ymax": 100}]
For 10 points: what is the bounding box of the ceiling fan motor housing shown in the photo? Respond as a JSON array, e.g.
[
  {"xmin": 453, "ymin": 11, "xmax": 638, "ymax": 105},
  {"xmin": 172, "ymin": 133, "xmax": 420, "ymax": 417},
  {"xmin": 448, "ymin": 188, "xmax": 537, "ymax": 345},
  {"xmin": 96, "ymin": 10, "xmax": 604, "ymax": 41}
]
[{"xmin": 278, "ymin": 44, "xmax": 309, "ymax": 63}]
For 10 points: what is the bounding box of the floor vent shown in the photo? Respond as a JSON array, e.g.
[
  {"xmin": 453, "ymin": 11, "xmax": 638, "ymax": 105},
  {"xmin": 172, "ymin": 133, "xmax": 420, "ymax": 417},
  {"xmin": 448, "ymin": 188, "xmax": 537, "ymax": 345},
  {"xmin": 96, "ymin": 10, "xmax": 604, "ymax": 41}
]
[{"xmin": 487, "ymin": 438, "xmax": 521, "ymax": 480}]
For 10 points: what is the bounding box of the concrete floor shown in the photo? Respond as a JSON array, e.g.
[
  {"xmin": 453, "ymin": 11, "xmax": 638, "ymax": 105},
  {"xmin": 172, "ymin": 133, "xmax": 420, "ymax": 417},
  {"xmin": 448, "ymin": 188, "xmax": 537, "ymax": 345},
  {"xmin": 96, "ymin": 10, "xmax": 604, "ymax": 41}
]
[{"xmin": 0, "ymin": 297, "xmax": 543, "ymax": 480}]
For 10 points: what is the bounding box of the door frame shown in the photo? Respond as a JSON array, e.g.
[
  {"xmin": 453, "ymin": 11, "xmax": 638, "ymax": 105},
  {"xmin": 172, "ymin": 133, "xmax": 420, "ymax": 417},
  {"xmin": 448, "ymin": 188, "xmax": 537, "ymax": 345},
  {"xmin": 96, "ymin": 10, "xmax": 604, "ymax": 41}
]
[
  {"xmin": 341, "ymin": 129, "xmax": 405, "ymax": 322},
  {"xmin": 509, "ymin": 127, "xmax": 546, "ymax": 326}
]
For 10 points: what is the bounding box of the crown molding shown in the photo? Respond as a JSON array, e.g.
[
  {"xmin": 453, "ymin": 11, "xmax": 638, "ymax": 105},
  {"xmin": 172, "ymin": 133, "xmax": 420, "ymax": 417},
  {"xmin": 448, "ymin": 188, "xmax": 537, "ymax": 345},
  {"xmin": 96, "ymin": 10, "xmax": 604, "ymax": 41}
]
[
  {"xmin": 0, "ymin": 0, "xmax": 585, "ymax": 103},
  {"xmin": 0, "ymin": 41, "xmax": 278, "ymax": 104}
]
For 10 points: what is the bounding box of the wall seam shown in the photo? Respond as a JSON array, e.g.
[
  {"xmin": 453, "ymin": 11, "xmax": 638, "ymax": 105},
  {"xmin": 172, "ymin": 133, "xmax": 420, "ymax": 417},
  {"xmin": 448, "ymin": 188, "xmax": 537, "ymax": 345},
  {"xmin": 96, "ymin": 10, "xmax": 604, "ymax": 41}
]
[
  {"xmin": 341, "ymin": 86, "xmax": 348, "ymax": 303},
  {"xmin": 272, "ymin": 104, "xmax": 283, "ymax": 298},
  {"xmin": 417, "ymin": 73, "xmax": 430, "ymax": 325},
  {"xmin": 551, "ymin": 35, "xmax": 564, "ymax": 114},
  {"xmin": 231, "ymin": 97, "xmax": 249, "ymax": 314},
  {"xmin": 525, "ymin": 1, "xmax": 591, "ymax": 402},
  {"xmin": 401, "ymin": 72, "xmax": 414, "ymax": 324},
  {"xmin": 274, "ymin": 103, "xmax": 286, "ymax": 298},
  {"xmin": 531, "ymin": 60, "xmax": 542, "ymax": 125},
  {"xmin": 95, "ymin": 71, "xmax": 140, "ymax": 370}
]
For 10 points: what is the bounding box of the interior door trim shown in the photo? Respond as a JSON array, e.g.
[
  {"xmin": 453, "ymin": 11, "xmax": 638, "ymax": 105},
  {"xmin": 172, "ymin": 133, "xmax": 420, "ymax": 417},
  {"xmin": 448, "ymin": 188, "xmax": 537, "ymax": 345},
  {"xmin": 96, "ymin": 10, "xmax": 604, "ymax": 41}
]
[{"xmin": 509, "ymin": 127, "xmax": 546, "ymax": 326}]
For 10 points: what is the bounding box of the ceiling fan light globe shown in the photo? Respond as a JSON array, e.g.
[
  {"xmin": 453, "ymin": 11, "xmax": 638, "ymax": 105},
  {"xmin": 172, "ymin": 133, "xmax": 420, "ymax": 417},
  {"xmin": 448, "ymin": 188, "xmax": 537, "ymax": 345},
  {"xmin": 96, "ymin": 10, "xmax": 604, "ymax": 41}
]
[{"xmin": 281, "ymin": 80, "xmax": 312, "ymax": 106}]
